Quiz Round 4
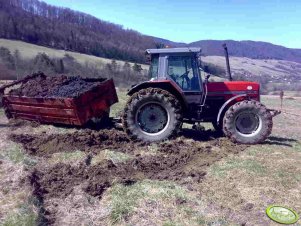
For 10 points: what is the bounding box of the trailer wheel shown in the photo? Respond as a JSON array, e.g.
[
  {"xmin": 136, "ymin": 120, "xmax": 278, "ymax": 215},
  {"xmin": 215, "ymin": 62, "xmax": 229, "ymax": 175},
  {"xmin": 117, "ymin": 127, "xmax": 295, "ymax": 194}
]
[
  {"xmin": 123, "ymin": 88, "xmax": 182, "ymax": 142},
  {"xmin": 87, "ymin": 109, "xmax": 111, "ymax": 128},
  {"xmin": 223, "ymin": 100, "xmax": 272, "ymax": 144}
]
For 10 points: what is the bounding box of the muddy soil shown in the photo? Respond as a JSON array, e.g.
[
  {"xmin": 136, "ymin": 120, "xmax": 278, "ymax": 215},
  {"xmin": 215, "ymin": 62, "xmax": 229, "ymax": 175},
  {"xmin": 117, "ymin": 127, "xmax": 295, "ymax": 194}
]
[
  {"xmin": 8, "ymin": 72, "xmax": 106, "ymax": 98},
  {"xmin": 9, "ymin": 129, "xmax": 142, "ymax": 157},
  {"xmin": 10, "ymin": 128, "xmax": 248, "ymax": 224},
  {"xmin": 11, "ymin": 129, "xmax": 247, "ymax": 197}
]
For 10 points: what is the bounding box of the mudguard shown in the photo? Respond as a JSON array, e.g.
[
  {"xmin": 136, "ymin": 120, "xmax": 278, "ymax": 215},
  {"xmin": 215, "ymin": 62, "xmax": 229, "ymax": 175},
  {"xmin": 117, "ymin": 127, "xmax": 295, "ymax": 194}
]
[
  {"xmin": 127, "ymin": 80, "xmax": 188, "ymax": 109},
  {"xmin": 216, "ymin": 94, "xmax": 247, "ymax": 125}
]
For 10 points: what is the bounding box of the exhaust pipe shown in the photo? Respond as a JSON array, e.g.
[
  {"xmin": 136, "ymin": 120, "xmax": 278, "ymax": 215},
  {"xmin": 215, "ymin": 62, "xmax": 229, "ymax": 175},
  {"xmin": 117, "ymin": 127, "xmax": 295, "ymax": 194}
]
[{"xmin": 223, "ymin": 43, "xmax": 233, "ymax": 81}]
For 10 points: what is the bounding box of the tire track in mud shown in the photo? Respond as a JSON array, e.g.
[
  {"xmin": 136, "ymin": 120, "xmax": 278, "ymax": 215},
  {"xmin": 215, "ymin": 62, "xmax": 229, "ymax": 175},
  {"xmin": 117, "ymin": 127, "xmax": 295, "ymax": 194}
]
[{"xmin": 10, "ymin": 129, "xmax": 248, "ymax": 224}]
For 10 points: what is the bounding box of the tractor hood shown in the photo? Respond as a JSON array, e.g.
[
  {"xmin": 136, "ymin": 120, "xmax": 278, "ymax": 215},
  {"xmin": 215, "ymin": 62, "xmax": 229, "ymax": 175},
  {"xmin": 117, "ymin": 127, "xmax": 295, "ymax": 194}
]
[{"xmin": 206, "ymin": 81, "xmax": 260, "ymax": 100}]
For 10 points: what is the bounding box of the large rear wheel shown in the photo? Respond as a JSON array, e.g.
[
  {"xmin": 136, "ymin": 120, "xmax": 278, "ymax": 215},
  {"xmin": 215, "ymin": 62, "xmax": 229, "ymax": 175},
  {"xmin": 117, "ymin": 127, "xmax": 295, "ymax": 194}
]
[
  {"xmin": 223, "ymin": 100, "xmax": 272, "ymax": 144},
  {"xmin": 122, "ymin": 88, "xmax": 182, "ymax": 142}
]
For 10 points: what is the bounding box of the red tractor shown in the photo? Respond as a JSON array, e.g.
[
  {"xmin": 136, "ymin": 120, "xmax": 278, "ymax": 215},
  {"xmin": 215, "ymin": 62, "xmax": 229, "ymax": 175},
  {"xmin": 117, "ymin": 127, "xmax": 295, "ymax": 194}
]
[{"xmin": 122, "ymin": 45, "xmax": 280, "ymax": 144}]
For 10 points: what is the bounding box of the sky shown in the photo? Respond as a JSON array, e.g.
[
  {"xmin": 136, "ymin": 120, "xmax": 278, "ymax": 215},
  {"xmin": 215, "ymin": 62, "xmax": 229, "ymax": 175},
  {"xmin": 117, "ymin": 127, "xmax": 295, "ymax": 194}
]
[{"xmin": 43, "ymin": 0, "xmax": 301, "ymax": 48}]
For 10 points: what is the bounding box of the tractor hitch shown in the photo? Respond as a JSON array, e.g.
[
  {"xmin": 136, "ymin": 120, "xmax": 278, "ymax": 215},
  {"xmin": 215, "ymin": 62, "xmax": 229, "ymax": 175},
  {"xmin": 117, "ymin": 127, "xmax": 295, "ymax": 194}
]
[{"xmin": 268, "ymin": 109, "xmax": 281, "ymax": 117}]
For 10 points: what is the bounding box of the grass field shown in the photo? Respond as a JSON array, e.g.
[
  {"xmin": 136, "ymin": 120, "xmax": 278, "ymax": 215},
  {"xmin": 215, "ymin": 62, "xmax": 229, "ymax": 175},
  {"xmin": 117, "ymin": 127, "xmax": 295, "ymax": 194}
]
[{"xmin": 0, "ymin": 93, "xmax": 300, "ymax": 226}]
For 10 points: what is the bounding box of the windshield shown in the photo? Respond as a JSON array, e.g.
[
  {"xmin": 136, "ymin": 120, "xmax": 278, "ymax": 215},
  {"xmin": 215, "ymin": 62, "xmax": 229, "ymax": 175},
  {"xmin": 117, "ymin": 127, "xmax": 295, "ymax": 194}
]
[
  {"xmin": 149, "ymin": 55, "xmax": 159, "ymax": 79},
  {"xmin": 167, "ymin": 55, "xmax": 201, "ymax": 91}
]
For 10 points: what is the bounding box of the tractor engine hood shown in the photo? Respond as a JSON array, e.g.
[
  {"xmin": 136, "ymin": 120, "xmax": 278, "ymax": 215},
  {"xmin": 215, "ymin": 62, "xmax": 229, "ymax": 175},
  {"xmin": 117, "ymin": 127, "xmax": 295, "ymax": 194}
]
[{"xmin": 206, "ymin": 81, "xmax": 260, "ymax": 100}]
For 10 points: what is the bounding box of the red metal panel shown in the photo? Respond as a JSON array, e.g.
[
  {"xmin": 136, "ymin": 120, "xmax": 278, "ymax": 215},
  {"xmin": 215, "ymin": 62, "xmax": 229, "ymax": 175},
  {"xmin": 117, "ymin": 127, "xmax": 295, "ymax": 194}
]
[
  {"xmin": 8, "ymin": 104, "xmax": 76, "ymax": 116},
  {"xmin": 207, "ymin": 81, "xmax": 260, "ymax": 92},
  {"xmin": 206, "ymin": 81, "xmax": 260, "ymax": 101},
  {"xmin": 3, "ymin": 78, "xmax": 118, "ymax": 126}
]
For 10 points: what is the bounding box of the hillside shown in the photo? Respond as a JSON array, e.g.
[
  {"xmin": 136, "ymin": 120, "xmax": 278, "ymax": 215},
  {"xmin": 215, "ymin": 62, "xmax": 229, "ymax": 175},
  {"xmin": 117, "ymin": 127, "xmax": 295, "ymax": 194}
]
[
  {"xmin": 190, "ymin": 40, "xmax": 301, "ymax": 63},
  {"xmin": 1, "ymin": 39, "xmax": 300, "ymax": 94},
  {"xmin": 0, "ymin": 0, "xmax": 157, "ymax": 63},
  {"xmin": 0, "ymin": 39, "xmax": 148, "ymax": 70},
  {"xmin": 0, "ymin": 39, "xmax": 149, "ymax": 87},
  {"xmin": 202, "ymin": 56, "xmax": 301, "ymax": 92},
  {"xmin": 1, "ymin": 0, "xmax": 301, "ymax": 64}
]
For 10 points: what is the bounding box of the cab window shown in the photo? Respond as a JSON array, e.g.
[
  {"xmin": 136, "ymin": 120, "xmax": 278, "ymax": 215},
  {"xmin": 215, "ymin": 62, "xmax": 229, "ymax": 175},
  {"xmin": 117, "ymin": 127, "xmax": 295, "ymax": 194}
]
[
  {"xmin": 149, "ymin": 55, "xmax": 159, "ymax": 79},
  {"xmin": 167, "ymin": 56, "xmax": 201, "ymax": 91}
]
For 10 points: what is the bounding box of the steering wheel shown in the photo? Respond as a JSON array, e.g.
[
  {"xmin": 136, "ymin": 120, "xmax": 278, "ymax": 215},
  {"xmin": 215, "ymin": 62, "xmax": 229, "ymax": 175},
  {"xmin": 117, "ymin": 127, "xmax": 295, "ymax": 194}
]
[{"xmin": 180, "ymin": 71, "xmax": 190, "ymax": 86}]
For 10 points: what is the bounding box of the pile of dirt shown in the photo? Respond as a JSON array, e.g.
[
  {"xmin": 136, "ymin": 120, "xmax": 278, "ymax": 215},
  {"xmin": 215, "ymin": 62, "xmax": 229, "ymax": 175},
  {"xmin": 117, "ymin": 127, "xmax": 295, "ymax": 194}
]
[
  {"xmin": 8, "ymin": 72, "xmax": 106, "ymax": 98},
  {"xmin": 9, "ymin": 129, "xmax": 142, "ymax": 157}
]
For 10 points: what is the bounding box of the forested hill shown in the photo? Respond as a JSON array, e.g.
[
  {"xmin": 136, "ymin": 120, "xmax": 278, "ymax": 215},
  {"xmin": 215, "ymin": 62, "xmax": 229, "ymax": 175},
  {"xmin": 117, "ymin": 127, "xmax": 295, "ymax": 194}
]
[
  {"xmin": 188, "ymin": 40, "xmax": 301, "ymax": 63},
  {"xmin": 0, "ymin": 0, "xmax": 158, "ymax": 63},
  {"xmin": 1, "ymin": 0, "xmax": 301, "ymax": 63}
]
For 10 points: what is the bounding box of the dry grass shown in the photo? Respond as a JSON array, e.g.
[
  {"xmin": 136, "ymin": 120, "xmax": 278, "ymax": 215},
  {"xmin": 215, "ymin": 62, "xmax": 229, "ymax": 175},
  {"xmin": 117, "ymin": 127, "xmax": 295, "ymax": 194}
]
[
  {"xmin": 91, "ymin": 150, "xmax": 132, "ymax": 166},
  {"xmin": 0, "ymin": 147, "xmax": 38, "ymax": 225},
  {"xmin": 0, "ymin": 115, "xmax": 76, "ymax": 225},
  {"xmin": 47, "ymin": 150, "xmax": 86, "ymax": 166}
]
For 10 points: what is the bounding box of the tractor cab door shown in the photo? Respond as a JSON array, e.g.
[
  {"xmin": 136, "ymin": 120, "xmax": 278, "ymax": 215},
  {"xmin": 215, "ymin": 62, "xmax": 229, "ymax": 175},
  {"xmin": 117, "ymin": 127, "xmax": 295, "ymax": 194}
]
[{"xmin": 166, "ymin": 55, "xmax": 203, "ymax": 104}]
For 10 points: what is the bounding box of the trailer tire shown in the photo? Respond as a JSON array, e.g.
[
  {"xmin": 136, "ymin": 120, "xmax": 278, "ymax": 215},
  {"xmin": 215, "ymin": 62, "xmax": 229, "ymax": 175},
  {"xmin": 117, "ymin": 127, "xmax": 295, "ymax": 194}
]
[
  {"xmin": 223, "ymin": 100, "xmax": 272, "ymax": 144},
  {"xmin": 123, "ymin": 88, "xmax": 182, "ymax": 142},
  {"xmin": 87, "ymin": 109, "xmax": 111, "ymax": 129}
]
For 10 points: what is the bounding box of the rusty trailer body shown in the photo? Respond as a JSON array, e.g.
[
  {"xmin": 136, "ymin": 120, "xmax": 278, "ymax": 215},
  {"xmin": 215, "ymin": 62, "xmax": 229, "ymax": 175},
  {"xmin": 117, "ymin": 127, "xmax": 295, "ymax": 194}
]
[{"xmin": 2, "ymin": 78, "xmax": 118, "ymax": 126}]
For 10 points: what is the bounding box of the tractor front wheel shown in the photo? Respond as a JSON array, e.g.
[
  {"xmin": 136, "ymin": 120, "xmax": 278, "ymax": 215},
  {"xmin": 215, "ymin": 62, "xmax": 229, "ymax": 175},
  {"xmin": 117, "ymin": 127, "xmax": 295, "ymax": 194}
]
[
  {"xmin": 122, "ymin": 88, "xmax": 182, "ymax": 142},
  {"xmin": 223, "ymin": 100, "xmax": 272, "ymax": 144}
]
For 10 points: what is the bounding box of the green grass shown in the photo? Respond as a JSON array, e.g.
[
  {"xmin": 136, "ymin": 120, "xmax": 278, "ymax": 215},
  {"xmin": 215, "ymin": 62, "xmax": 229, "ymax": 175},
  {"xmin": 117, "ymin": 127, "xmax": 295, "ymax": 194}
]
[
  {"xmin": 0, "ymin": 39, "xmax": 148, "ymax": 70},
  {"xmin": 2, "ymin": 146, "xmax": 37, "ymax": 167},
  {"xmin": 110, "ymin": 90, "xmax": 127, "ymax": 117},
  {"xmin": 108, "ymin": 180, "xmax": 189, "ymax": 224},
  {"xmin": 106, "ymin": 179, "xmax": 235, "ymax": 225},
  {"xmin": 162, "ymin": 222, "xmax": 181, "ymax": 226},
  {"xmin": 1, "ymin": 212, "xmax": 37, "ymax": 226},
  {"xmin": 6, "ymin": 146, "xmax": 26, "ymax": 164},
  {"xmin": 1, "ymin": 199, "xmax": 38, "ymax": 226},
  {"xmin": 211, "ymin": 158, "xmax": 267, "ymax": 178}
]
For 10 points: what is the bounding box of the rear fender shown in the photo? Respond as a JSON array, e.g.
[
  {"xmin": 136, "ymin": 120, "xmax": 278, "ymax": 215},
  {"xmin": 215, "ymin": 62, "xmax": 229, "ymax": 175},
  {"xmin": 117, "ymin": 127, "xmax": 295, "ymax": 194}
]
[
  {"xmin": 217, "ymin": 94, "xmax": 247, "ymax": 125},
  {"xmin": 128, "ymin": 80, "xmax": 188, "ymax": 110}
]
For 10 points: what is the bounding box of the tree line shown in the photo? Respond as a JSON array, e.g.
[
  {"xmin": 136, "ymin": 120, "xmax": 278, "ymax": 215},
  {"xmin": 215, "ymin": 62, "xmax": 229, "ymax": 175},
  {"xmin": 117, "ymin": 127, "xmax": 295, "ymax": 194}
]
[
  {"xmin": 0, "ymin": 46, "xmax": 147, "ymax": 87},
  {"xmin": 0, "ymin": 0, "xmax": 160, "ymax": 63}
]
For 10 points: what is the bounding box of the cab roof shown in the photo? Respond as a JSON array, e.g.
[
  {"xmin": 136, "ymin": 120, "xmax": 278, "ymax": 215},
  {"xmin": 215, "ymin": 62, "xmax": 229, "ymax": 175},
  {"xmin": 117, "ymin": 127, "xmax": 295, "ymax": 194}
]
[{"xmin": 146, "ymin": 47, "xmax": 201, "ymax": 55}]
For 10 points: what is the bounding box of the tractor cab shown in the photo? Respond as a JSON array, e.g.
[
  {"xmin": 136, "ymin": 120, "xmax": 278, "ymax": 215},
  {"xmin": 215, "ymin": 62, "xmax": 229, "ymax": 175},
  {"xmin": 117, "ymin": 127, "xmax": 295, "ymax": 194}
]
[
  {"xmin": 146, "ymin": 48, "xmax": 206, "ymax": 105},
  {"xmin": 147, "ymin": 48, "xmax": 203, "ymax": 92}
]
